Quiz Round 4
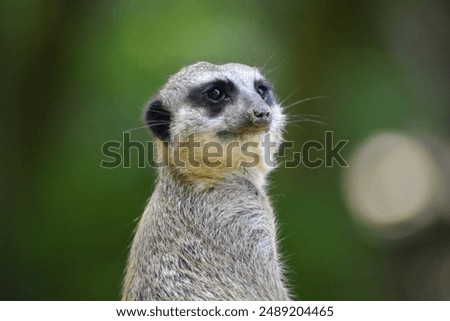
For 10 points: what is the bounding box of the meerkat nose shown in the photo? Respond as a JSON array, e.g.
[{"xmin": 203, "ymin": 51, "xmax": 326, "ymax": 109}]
[
  {"xmin": 253, "ymin": 109, "xmax": 271, "ymax": 119},
  {"xmin": 250, "ymin": 106, "xmax": 272, "ymax": 127}
]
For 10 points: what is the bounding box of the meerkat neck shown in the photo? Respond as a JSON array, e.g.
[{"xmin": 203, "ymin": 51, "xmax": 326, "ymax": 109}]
[
  {"xmin": 156, "ymin": 164, "xmax": 269, "ymax": 195},
  {"xmin": 155, "ymin": 135, "xmax": 273, "ymax": 192}
]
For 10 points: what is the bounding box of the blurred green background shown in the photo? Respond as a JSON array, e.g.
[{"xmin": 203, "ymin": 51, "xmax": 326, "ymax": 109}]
[{"xmin": 1, "ymin": 0, "xmax": 449, "ymax": 300}]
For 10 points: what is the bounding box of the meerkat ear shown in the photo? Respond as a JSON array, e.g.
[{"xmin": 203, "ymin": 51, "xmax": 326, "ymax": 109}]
[{"xmin": 144, "ymin": 98, "xmax": 172, "ymax": 141}]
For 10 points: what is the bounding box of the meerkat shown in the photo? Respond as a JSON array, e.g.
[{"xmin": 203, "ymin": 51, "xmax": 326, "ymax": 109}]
[{"xmin": 122, "ymin": 62, "xmax": 290, "ymax": 300}]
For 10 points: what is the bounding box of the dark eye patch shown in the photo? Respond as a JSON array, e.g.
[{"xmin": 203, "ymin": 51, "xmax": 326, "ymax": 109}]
[
  {"xmin": 254, "ymin": 79, "xmax": 274, "ymax": 106},
  {"xmin": 188, "ymin": 79, "xmax": 235, "ymax": 117}
]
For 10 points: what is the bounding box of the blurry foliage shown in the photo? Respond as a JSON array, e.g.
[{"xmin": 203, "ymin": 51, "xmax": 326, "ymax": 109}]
[{"xmin": 0, "ymin": 0, "xmax": 448, "ymax": 299}]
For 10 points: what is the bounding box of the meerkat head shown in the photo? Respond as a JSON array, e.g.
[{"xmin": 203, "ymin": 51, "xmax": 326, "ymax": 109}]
[{"xmin": 145, "ymin": 62, "xmax": 286, "ymax": 185}]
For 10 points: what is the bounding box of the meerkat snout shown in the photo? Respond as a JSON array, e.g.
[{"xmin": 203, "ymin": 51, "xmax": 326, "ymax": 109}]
[
  {"xmin": 252, "ymin": 109, "xmax": 270, "ymax": 119},
  {"xmin": 249, "ymin": 105, "xmax": 272, "ymax": 127}
]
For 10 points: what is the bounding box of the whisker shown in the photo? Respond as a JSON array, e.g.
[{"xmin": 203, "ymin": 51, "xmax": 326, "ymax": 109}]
[
  {"xmin": 283, "ymin": 95, "xmax": 327, "ymax": 110},
  {"xmin": 146, "ymin": 109, "xmax": 171, "ymax": 115},
  {"xmin": 286, "ymin": 113, "xmax": 327, "ymax": 120},
  {"xmin": 287, "ymin": 123, "xmax": 306, "ymax": 131},
  {"xmin": 146, "ymin": 119, "xmax": 170, "ymax": 124},
  {"xmin": 288, "ymin": 118, "xmax": 330, "ymax": 126},
  {"xmin": 267, "ymin": 57, "xmax": 287, "ymax": 74},
  {"xmin": 286, "ymin": 114, "xmax": 327, "ymax": 123},
  {"xmin": 260, "ymin": 52, "xmax": 277, "ymax": 72},
  {"xmin": 145, "ymin": 123, "xmax": 170, "ymax": 127},
  {"xmin": 123, "ymin": 125, "xmax": 150, "ymax": 132},
  {"xmin": 287, "ymin": 113, "xmax": 327, "ymax": 120},
  {"xmin": 279, "ymin": 86, "xmax": 303, "ymax": 106}
]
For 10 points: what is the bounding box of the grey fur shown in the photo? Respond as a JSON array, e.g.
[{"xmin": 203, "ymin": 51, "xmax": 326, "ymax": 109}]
[{"xmin": 122, "ymin": 62, "xmax": 290, "ymax": 300}]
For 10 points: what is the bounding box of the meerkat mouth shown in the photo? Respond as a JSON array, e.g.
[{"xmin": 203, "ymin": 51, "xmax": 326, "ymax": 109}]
[
  {"xmin": 236, "ymin": 124, "xmax": 271, "ymax": 135},
  {"xmin": 216, "ymin": 125, "xmax": 270, "ymax": 139},
  {"xmin": 218, "ymin": 114, "xmax": 272, "ymax": 138}
]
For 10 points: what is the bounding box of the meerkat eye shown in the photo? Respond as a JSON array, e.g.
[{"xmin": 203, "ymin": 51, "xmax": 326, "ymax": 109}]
[
  {"xmin": 256, "ymin": 85, "xmax": 268, "ymax": 99},
  {"xmin": 255, "ymin": 80, "xmax": 274, "ymax": 105},
  {"xmin": 205, "ymin": 86, "xmax": 226, "ymax": 103}
]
